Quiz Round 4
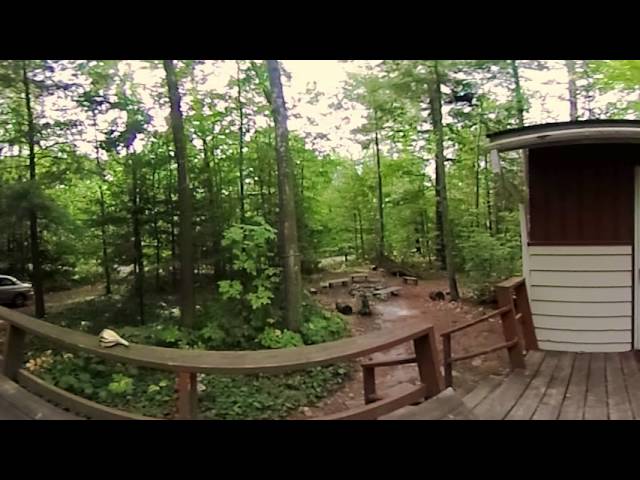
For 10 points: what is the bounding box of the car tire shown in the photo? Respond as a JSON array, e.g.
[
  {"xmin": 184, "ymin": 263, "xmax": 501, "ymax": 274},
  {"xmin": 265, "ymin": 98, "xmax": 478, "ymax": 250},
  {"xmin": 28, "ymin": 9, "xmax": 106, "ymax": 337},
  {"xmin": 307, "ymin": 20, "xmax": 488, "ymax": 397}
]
[{"xmin": 13, "ymin": 293, "xmax": 26, "ymax": 308}]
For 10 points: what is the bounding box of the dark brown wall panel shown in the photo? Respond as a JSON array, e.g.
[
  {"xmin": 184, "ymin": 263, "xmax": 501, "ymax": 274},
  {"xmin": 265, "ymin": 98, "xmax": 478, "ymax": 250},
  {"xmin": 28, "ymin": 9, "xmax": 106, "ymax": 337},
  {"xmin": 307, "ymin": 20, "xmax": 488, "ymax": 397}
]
[{"xmin": 528, "ymin": 144, "xmax": 636, "ymax": 245}]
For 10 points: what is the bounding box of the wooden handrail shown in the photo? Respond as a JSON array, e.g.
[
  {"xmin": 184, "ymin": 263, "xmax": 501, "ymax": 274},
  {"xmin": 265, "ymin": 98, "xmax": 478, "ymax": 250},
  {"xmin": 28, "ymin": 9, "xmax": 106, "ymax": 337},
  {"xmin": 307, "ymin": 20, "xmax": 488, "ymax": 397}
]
[
  {"xmin": 440, "ymin": 306, "xmax": 511, "ymax": 336},
  {"xmin": 445, "ymin": 339, "xmax": 518, "ymax": 364},
  {"xmin": 495, "ymin": 277, "xmax": 525, "ymax": 289},
  {"xmin": 0, "ymin": 306, "xmax": 432, "ymax": 375},
  {"xmin": 0, "ymin": 305, "xmax": 444, "ymax": 420}
]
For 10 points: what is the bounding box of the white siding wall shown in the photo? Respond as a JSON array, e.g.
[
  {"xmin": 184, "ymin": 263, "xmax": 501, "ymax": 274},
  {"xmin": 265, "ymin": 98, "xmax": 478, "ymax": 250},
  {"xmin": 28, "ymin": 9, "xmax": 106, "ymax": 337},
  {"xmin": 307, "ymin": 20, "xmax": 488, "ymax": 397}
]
[{"xmin": 525, "ymin": 245, "xmax": 633, "ymax": 352}]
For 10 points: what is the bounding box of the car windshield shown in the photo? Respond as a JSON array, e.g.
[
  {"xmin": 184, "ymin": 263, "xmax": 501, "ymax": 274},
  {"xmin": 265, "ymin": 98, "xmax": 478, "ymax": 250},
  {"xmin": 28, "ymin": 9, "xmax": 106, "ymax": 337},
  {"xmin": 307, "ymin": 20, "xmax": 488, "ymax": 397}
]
[{"xmin": 0, "ymin": 276, "xmax": 19, "ymax": 284}]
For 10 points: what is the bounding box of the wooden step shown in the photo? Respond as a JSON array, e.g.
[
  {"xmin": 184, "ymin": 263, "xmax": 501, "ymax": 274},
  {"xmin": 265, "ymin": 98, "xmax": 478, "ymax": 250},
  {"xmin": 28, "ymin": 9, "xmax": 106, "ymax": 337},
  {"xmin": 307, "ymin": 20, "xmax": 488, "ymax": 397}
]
[{"xmin": 379, "ymin": 388, "xmax": 477, "ymax": 420}]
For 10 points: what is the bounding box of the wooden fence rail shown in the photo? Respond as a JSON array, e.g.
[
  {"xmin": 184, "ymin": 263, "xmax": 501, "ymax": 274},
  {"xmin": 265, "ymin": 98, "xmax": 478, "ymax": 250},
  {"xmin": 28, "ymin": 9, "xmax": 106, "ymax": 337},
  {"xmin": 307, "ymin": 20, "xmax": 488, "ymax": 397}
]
[{"xmin": 0, "ymin": 305, "xmax": 443, "ymax": 420}]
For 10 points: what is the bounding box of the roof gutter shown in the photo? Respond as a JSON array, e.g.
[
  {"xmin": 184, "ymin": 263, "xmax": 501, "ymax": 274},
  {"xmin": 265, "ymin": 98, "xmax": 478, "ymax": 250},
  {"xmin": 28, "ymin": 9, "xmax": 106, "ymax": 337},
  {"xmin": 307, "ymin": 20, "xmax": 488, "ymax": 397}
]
[{"xmin": 486, "ymin": 126, "xmax": 640, "ymax": 153}]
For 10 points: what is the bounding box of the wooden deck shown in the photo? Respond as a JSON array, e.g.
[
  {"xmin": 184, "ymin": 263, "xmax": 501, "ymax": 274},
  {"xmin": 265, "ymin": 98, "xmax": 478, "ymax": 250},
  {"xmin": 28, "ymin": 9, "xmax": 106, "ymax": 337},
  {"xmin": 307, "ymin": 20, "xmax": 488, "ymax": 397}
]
[
  {"xmin": 384, "ymin": 351, "xmax": 640, "ymax": 420},
  {"xmin": 3, "ymin": 350, "xmax": 640, "ymax": 420}
]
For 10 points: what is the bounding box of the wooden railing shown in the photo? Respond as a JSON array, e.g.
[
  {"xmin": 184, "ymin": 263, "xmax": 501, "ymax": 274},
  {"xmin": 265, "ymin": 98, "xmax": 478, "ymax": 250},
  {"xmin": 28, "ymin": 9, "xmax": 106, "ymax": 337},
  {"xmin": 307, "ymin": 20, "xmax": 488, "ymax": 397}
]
[
  {"xmin": 0, "ymin": 305, "xmax": 444, "ymax": 420},
  {"xmin": 441, "ymin": 276, "xmax": 538, "ymax": 388}
]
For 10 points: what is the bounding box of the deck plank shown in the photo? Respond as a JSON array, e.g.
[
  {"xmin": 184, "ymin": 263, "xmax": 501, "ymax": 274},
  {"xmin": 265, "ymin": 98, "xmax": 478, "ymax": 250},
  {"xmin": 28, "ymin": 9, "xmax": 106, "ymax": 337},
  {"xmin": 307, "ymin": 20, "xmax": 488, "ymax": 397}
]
[
  {"xmin": 531, "ymin": 352, "xmax": 575, "ymax": 420},
  {"xmin": 0, "ymin": 375, "xmax": 79, "ymax": 420},
  {"xmin": 585, "ymin": 353, "xmax": 608, "ymax": 420},
  {"xmin": 506, "ymin": 351, "xmax": 560, "ymax": 420},
  {"xmin": 472, "ymin": 351, "xmax": 545, "ymax": 420},
  {"xmin": 558, "ymin": 353, "xmax": 590, "ymax": 420},
  {"xmin": 605, "ymin": 353, "xmax": 633, "ymax": 420},
  {"xmin": 462, "ymin": 376, "xmax": 503, "ymax": 410},
  {"xmin": 0, "ymin": 396, "xmax": 30, "ymax": 420},
  {"xmin": 620, "ymin": 351, "xmax": 640, "ymax": 420}
]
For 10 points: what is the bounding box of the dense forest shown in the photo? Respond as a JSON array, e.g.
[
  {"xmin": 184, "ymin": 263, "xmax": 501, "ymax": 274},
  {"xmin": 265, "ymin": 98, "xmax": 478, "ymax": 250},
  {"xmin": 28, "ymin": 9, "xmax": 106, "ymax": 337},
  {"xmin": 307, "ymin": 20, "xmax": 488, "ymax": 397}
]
[{"xmin": 1, "ymin": 60, "xmax": 639, "ymax": 418}]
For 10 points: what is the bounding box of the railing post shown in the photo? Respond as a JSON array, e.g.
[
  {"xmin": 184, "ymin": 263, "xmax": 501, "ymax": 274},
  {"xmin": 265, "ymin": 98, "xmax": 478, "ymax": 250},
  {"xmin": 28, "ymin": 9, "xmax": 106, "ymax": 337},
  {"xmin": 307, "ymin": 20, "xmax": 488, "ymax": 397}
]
[
  {"xmin": 362, "ymin": 365, "xmax": 377, "ymax": 404},
  {"xmin": 495, "ymin": 286, "xmax": 526, "ymax": 370},
  {"xmin": 2, "ymin": 325, "xmax": 26, "ymax": 381},
  {"xmin": 514, "ymin": 281, "xmax": 538, "ymax": 351},
  {"xmin": 176, "ymin": 372, "xmax": 198, "ymax": 420},
  {"xmin": 413, "ymin": 328, "xmax": 444, "ymax": 398},
  {"xmin": 442, "ymin": 333, "xmax": 453, "ymax": 388}
]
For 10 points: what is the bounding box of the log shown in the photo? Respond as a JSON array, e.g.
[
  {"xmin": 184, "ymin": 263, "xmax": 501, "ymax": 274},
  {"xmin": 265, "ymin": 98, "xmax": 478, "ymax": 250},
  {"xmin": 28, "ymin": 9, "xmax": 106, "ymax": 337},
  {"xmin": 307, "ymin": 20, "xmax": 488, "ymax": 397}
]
[{"xmin": 335, "ymin": 303, "xmax": 353, "ymax": 315}]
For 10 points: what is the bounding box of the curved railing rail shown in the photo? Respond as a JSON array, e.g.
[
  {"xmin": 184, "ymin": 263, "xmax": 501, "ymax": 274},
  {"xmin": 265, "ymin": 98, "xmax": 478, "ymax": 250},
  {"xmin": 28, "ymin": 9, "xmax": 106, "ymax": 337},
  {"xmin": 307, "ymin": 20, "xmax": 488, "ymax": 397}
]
[{"xmin": 0, "ymin": 305, "xmax": 443, "ymax": 420}]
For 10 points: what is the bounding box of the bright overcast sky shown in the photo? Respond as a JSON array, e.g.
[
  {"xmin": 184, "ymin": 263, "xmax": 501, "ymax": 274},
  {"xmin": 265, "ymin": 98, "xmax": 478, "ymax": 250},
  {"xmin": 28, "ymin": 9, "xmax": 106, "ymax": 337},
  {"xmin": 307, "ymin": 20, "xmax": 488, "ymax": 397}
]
[{"xmin": 66, "ymin": 60, "xmax": 612, "ymax": 160}]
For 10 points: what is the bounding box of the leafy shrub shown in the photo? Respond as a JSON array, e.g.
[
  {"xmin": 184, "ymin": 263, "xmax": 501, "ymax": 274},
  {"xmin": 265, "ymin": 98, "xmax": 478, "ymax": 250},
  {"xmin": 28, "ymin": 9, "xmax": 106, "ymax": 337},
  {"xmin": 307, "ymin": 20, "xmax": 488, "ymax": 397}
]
[
  {"xmin": 458, "ymin": 227, "xmax": 521, "ymax": 301},
  {"xmin": 257, "ymin": 327, "xmax": 304, "ymax": 349},
  {"xmin": 215, "ymin": 217, "xmax": 281, "ymax": 344},
  {"xmin": 301, "ymin": 313, "xmax": 348, "ymax": 345}
]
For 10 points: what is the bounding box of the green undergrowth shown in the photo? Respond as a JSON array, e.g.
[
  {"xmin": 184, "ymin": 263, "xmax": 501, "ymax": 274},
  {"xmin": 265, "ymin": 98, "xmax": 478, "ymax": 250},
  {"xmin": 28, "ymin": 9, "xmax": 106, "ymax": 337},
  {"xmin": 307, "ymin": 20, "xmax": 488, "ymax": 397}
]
[{"xmin": 25, "ymin": 293, "xmax": 353, "ymax": 419}]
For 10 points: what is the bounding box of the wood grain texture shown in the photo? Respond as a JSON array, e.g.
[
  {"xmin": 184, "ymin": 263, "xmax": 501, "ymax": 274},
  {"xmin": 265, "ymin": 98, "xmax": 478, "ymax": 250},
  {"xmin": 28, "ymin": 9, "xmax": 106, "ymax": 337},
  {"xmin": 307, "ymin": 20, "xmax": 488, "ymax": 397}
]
[
  {"xmin": 506, "ymin": 352, "xmax": 559, "ymax": 420},
  {"xmin": 531, "ymin": 352, "xmax": 575, "ymax": 420},
  {"xmin": 605, "ymin": 353, "xmax": 633, "ymax": 420},
  {"xmin": 0, "ymin": 305, "xmax": 436, "ymax": 375},
  {"xmin": 0, "ymin": 374, "xmax": 79, "ymax": 420},
  {"xmin": 584, "ymin": 353, "xmax": 607, "ymax": 419},
  {"xmin": 558, "ymin": 353, "xmax": 590, "ymax": 419},
  {"xmin": 472, "ymin": 351, "xmax": 545, "ymax": 420}
]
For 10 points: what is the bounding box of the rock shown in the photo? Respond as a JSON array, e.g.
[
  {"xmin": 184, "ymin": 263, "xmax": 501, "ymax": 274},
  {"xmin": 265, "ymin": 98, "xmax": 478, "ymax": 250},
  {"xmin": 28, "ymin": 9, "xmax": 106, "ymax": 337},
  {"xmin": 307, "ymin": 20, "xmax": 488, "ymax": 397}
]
[
  {"xmin": 309, "ymin": 288, "xmax": 319, "ymax": 295},
  {"xmin": 348, "ymin": 393, "xmax": 355, "ymax": 399},
  {"xmin": 471, "ymin": 358, "xmax": 483, "ymax": 367},
  {"xmin": 301, "ymin": 407, "xmax": 313, "ymax": 417}
]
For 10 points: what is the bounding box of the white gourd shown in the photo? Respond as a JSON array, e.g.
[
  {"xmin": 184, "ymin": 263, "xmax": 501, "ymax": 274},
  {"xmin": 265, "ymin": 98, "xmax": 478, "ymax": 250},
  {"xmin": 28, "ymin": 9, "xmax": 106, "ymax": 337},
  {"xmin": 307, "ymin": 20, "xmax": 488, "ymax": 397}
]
[{"xmin": 99, "ymin": 329, "xmax": 130, "ymax": 348}]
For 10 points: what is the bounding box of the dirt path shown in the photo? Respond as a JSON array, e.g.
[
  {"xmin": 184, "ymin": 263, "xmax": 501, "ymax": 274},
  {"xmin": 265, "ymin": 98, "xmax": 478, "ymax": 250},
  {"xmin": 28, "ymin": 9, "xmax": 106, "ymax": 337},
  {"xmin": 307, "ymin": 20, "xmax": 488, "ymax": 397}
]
[
  {"xmin": 0, "ymin": 284, "xmax": 104, "ymax": 348},
  {"xmin": 14, "ymin": 284, "xmax": 104, "ymax": 317},
  {"xmin": 291, "ymin": 270, "xmax": 511, "ymax": 418}
]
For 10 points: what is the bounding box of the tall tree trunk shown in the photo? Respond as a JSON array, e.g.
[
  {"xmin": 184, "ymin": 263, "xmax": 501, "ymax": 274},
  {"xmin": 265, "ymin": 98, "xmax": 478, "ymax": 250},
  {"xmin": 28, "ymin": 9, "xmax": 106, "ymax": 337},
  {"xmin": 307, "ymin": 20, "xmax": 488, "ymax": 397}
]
[
  {"xmin": 566, "ymin": 60, "xmax": 578, "ymax": 121},
  {"xmin": 510, "ymin": 60, "xmax": 525, "ymax": 128},
  {"xmin": 357, "ymin": 209, "xmax": 365, "ymax": 260},
  {"xmin": 93, "ymin": 112, "xmax": 112, "ymax": 295},
  {"xmin": 151, "ymin": 166, "xmax": 161, "ymax": 291},
  {"xmin": 207, "ymin": 137, "xmax": 225, "ymax": 278},
  {"xmin": 200, "ymin": 136, "xmax": 217, "ymax": 273},
  {"xmin": 428, "ymin": 60, "xmax": 460, "ymax": 301},
  {"xmin": 422, "ymin": 209, "xmax": 433, "ymax": 267},
  {"xmin": 236, "ymin": 61, "xmax": 246, "ymax": 223},
  {"xmin": 474, "ymin": 110, "xmax": 483, "ymax": 226},
  {"xmin": 164, "ymin": 60, "xmax": 195, "ymax": 328},
  {"xmin": 484, "ymin": 153, "xmax": 494, "ymax": 235},
  {"xmin": 266, "ymin": 60, "xmax": 302, "ymax": 332},
  {"xmin": 373, "ymin": 110, "xmax": 385, "ymax": 262},
  {"xmin": 21, "ymin": 61, "xmax": 45, "ymax": 318},
  {"xmin": 353, "ymin": 212, "xmax": 359, "ymax": 258},
  {"xmin": 434, "ymin": 175, "xmax": 446, "ymax": 270},
  {"xmin": 167, "ymin": 173, "xmax": 178, "ymax": 289},
  {"xmin": 131, "ymin": 150, "xmax": 145, "ymax": 324}
]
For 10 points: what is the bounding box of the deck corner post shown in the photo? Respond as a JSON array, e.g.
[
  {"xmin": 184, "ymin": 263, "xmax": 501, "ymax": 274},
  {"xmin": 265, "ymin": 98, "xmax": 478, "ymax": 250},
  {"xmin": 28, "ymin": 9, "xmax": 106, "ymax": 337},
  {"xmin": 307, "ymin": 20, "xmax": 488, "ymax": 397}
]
[
  {"xmin": 514, "ymin": 281, "xmax": 538, "ymax": 351},
  {"xmin": 2, "ymin": 325, "xmax": 26, "ymax": 381},
  {"xmin": 496, "ymin": 286, "xmax": 526, "ymax": 370},
  {"xmin": 442, "ymin": 334, "xmax": 453, "ymax": 388},
  {"xmin": 413, "ymin": 328, "xmax": 445, "ymax": 398}
]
